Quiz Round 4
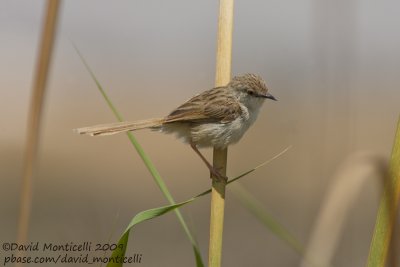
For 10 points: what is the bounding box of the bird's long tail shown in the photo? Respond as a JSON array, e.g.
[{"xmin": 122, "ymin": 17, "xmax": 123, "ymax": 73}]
[{"xmin": 74, "ymin": 118, "xmax": 164, "ymax": 136}]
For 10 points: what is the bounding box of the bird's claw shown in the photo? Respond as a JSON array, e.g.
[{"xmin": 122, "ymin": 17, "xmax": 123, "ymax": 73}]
[{"xmin": 210, "ymin": 166, "xmax": 228, "ymax": 182}]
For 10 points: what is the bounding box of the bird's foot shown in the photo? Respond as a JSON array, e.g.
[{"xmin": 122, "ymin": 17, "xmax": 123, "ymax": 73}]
[{"xmin": 209, "ymin": 166, "xmax": 228, "ymax": 183}]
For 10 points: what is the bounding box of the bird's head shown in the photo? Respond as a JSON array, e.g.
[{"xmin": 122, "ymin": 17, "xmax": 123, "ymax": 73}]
[{"xmin": 229, "ymin": 73, "xmax": 276, "ymax": 110}]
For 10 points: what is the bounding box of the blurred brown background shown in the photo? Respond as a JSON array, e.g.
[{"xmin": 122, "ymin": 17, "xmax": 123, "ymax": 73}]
[{"xmin": 1, "ymin": 0, "xmax": 399, "ymax": 266}]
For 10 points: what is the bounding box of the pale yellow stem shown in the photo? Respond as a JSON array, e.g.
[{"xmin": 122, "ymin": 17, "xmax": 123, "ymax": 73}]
[{"xmin": 208, "ymin": 0, "xmax": 234, "ymax": 266}]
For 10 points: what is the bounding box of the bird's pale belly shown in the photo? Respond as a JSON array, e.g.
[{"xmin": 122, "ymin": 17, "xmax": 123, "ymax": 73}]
[
  {"xmin": 190, "ymin": 118, "xmax": 248, "ymax": 148},
  {"xmin": 160, "ymin": 113, "xmax": 257, "ymax": 148}
]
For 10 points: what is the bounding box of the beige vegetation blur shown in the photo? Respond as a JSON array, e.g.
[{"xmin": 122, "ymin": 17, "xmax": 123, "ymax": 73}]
[{"xmin": 1, "ymin": 1, "xmax": 399, "ymax": 266}]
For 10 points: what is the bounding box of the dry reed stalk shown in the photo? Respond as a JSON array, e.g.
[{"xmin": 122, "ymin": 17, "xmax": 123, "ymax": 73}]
[
  {"xmin": 17, "ymin": 0, "xmax": 61, "ymax": 249},
  {"xmin": 208, "ymin": 0, "xmax": 234, "ymax": 266}
]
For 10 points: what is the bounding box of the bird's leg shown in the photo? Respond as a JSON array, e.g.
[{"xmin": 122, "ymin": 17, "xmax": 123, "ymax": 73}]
[{"xmin": 190, "ymin": 142, "xmax": 227, "ymax": 181}]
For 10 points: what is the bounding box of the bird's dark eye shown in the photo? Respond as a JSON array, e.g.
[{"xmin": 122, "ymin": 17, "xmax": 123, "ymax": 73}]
[{"xmin": 248, "ymin": 90, "xmax": 255, "ymax": 96}]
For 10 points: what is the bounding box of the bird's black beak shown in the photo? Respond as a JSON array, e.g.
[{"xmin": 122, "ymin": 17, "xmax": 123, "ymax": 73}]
[{"xmin": 263, "ymin": 92, "xmax": 277, "ymax": 101}]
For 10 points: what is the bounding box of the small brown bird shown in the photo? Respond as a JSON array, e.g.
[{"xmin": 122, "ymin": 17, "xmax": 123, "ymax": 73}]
[{"xmin": 76, "ymin": 73, "xmax": 276, "ymax": 179}]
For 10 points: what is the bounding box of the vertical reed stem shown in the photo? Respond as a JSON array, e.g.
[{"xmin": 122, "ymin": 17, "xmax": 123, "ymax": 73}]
[
  {"xmin": 17, "ymin": 0, "xmax": 61, "ymax": 247},
  {"xmin": 208, "ymin": 0, "xmax": 234, "ymax": 266}
]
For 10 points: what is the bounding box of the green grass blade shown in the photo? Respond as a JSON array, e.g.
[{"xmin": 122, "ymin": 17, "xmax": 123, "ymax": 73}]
[
  {"xmin": 104, "ymin": 147, "xmax": 290, "ymax": 267},
  {"xmin": 106, "ymin": 231, "xmax": 129, "ymax": 267},
  {"xmin": 367, "ymin": 116, "xmax": 400, "ymax": 267},
  {"xmin": 73, "ymin": 45, "xmax": 204, "ymax": 267},
  {"xmin": 106, "ymin": 199, "xmax": 201, "ymax": 267}
]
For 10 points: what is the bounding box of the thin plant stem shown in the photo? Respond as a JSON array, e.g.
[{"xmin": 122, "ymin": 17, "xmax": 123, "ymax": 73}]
[
  {"xmin": 209, "ymin": 0, "xmax": 234, "ymax": 266},
  {"xmin": 17, "ymin": 0, "xmax": 61, "ymax": 248}
]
